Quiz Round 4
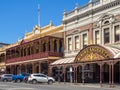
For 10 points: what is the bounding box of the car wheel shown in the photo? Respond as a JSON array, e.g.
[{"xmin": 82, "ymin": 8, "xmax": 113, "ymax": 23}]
[
  {"xmin": 3, "ymin": 79, "xmax": 7, "ymax": 82},
  {"xmin": 16, "ymin": 79, "xmax": 21, "ymax": 83},
  {"xmin": 32, "ymin": 79, "xmax": 37, "ymax": 84},
  {"xmin": 48, "ymin": 80, "xmax": 53, "ymax": 84}
]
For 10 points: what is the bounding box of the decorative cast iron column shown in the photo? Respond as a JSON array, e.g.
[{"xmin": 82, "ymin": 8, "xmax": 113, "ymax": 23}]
[{"xmin": 82, "ymin": 64, "xmax": 85, "ymax": 85}]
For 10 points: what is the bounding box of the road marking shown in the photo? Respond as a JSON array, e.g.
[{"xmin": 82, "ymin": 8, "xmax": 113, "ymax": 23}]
[{"xmin": 9, "ymin": 88, "xmax": 33, "ymax": 90}]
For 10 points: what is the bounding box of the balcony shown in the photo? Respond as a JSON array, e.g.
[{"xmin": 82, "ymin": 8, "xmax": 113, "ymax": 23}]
[
  {"xmin": 64, "ymin": 0, "xmax": 100, "ymax": 18},
  {"xmin": 6, "ymin": 51, "xmax": 63, "ymax": 63}
]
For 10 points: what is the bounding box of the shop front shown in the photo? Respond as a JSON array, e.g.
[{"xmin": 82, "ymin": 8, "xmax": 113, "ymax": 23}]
[{"xmin": 50, "ymin": 45, "xmax": 120, "ymax": 86}]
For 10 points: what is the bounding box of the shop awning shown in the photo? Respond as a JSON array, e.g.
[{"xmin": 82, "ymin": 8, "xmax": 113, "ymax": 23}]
[{"xmin": 51, "ymin": 57, "xmax": 75, "ymax": 65}]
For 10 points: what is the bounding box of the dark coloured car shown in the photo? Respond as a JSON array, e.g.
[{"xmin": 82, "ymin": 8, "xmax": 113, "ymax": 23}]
[
  {"xmin": 23, "ymin": 76, "xmax": 29, "ymax": 83},
  {"xmin": 1, "ymin": 74, "xmax": 13, "ymax": 82}
]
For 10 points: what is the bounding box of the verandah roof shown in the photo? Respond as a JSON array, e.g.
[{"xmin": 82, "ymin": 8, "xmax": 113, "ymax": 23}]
[{"xmin": 51, "ymin": 45, "xmax": 120, "ymax": 65}]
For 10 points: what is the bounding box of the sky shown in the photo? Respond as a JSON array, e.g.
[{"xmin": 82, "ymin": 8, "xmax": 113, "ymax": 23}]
[{"xmin": 0, "ymin": 0, "xmax": 89, "ymax": 44}]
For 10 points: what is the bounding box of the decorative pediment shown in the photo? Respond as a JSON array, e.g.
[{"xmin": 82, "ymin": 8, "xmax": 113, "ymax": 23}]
[{"xmin": 94, "ymin": 13, "xmax": 115, "ymax": 27}]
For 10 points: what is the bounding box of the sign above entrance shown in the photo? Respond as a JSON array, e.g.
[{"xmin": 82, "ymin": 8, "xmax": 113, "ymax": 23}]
[{"xmin": 75, "ymin": 45, "xmax": 112, "ymax": 62}]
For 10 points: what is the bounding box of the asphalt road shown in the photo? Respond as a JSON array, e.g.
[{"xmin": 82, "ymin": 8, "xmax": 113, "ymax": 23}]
[{"xmin": 0, "ymin": 82, "xmax": 119, "ymax": 90}]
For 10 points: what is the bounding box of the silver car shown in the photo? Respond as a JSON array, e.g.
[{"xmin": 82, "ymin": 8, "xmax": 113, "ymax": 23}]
[
  {"xmin": 0, "ymin": 74, "xmax": 13, "ymax": 82},
  {"xmin": 28, "ymin": 73, "xmax": 55, "ymax": 84}
]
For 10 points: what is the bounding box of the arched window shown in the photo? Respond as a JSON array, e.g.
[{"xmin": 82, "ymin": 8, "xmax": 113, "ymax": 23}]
[{"xmin": 104, "ymin": 21, "xmax": 109, "ymax": 25}]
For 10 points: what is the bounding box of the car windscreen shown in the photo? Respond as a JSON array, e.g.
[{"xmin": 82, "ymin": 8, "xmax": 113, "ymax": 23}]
[{"xmin": 4, "ymin": 75, "xmax": 13, "ymax": 77}]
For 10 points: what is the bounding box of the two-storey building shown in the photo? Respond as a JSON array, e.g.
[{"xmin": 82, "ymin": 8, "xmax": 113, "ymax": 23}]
[
  {"xmin": 6, "ymin": 22, "xmax": 63, "ymax": 75},
  {"xmin": 0, "ymin": 43, "xmax": 9, "ymax": 74}
]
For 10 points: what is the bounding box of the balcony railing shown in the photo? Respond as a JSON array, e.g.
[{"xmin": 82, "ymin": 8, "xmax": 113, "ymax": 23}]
[
  {"xmin": 65, "ymin": 0, "xmax": 100, "ymax": 18},
  {"xmin": 6, "ymin": 51, "xmax": 63, "ymax": 63}
]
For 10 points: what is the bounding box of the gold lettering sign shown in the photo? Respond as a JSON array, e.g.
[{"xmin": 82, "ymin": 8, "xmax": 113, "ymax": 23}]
[{"xmin": 77, "ymin": 46, "xmax": 110, "ymax": 62}]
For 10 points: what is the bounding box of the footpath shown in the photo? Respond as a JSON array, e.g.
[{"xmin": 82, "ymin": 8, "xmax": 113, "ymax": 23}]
[{"xmin": 55, "ymin": 82, "xmax": 120, "ymax": 89}]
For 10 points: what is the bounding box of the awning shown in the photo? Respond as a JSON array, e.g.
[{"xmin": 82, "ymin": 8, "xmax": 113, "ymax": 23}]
[
  {"xmin": 51, "ymin": 57, "xmax": 75, "ymax": 65},
  {"xmin": 102, "ymin": 45, "xmax": 120, "ymax": 58}
]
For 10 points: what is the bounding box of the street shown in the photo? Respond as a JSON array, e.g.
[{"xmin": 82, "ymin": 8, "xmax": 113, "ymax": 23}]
[{"xmin": 0, "ymin": 82, "xmax": 119, "ymax": 90}]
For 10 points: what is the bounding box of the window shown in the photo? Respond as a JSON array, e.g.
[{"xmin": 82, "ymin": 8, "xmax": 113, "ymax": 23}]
[
  {"xmin": 95, "ymin": 31, "xmax": 100, "ymax": 44},
  {"xmin": 104, "ymin": 28, "xmax": 109, "ymax": 44},
  {"xmin": 75, "ymin": 36, "xmax": 79, "ymax": 50},
  {"xmin": 68, "ymin": 38, "xmax": 72, "ymax": 51},
  {"xmin": 83, "ymin": 34, "xmax": 87, "ymax": 48},
  {"xmin": 115, "ymin": 25, "xmax": 120, "ymax": 42},
  {"xmin": 104, "ymin": 21, "xmax": 109, "ymax": 25}
]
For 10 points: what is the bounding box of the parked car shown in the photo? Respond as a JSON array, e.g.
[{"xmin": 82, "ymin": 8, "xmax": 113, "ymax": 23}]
[
  {"xmin": 23, "ymin": 75, "xmax": 29, "ymax": 83},
  {"xmin": 12, "ymin": 73, "xmax": 30, "ymax": 83},
  {"xmin": 0, "ymin": 74, "xmax": 13, "ymax": 82},
  {"xmin": 28, "ymin": 73, "xmax": 55, "ymax": 84}
]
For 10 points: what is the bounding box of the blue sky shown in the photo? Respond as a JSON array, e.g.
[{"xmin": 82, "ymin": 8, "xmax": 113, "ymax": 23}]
[{"xmin": 0, "ymin": 0, "xmax": 89, "ymax": 44}]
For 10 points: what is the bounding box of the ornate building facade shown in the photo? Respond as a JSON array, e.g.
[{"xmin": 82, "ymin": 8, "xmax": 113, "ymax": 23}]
[
  {"xmin": 0, "ymin": 43, "xmax": 9, "ymax": 74},
  {"xmin": 5, "ymin": 23, "xmax": 63, "ymax": 75},
  {"xmin": 50, "ymin": 0, "xmax": 120, "ymax": 86}
]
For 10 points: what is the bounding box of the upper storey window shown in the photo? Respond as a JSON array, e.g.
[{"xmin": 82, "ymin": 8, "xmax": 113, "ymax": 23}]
[
  {"xmin": 104, "ymin": 21, "xmax": 109, "ymax": 25},
  {"xmin": 104, "ymin": 28, "xmax": 110, "ymax": 44},
  {"xmin": 95, "ymin": 30, "xmax": 100, "ymax": 44},
  {"xmin": 75, "ymin": 36, "xmax": 79, "ymax": 50},
  {"xmin": 68, "ymin": 38, "xmax": 72, "ymax": 51},
  {"xmin": 115, "ymin": 25, "xmax": 120, "ymax": 42},
  {"xmin": 83, "ymin": 34, "xmax": 87, "ymax": 48}
]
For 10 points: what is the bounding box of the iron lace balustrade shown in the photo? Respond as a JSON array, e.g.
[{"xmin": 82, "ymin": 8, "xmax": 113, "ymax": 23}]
[{"xmin": 6, "ymin": 51, "xmax": 63, "ymax": 63}]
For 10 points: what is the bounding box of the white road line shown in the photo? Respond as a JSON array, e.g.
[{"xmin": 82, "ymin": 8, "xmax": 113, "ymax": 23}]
[{"xmin": 8, "ymin": 88, "xmax": 33, "ymax": 90}]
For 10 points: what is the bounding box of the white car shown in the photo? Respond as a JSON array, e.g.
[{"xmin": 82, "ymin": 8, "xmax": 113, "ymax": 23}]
[{"xmin": 28, "ymin": 73, "xmax": 55, "ymax": 84}]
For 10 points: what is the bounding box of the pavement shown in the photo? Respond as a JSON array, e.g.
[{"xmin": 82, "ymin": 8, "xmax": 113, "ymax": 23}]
[{"xmin": 55, "ymin": 82, "xmax": 120, "ymax": 89}]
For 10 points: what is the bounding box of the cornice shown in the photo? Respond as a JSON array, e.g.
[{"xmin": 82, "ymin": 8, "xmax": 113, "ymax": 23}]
[{"xmin": 63, "ymin": 0, "xmax": 120, "ymax": 24}]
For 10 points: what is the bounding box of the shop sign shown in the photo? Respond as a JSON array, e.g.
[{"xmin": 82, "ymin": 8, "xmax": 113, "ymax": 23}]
[{"xmin": 77, "ymin": 46, "xmax": 110, "ymax": 62}]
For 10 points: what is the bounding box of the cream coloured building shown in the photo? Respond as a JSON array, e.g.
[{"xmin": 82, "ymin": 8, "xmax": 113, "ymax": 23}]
[{"xmin": 51, "ymin": 0, "xmax": 120, "ymax": 86}]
